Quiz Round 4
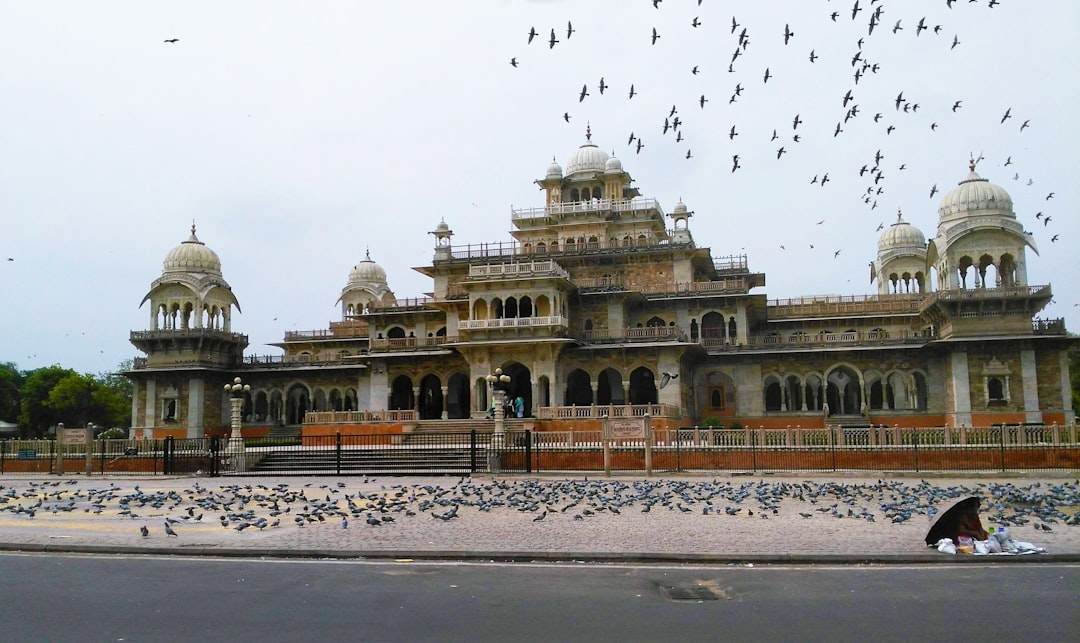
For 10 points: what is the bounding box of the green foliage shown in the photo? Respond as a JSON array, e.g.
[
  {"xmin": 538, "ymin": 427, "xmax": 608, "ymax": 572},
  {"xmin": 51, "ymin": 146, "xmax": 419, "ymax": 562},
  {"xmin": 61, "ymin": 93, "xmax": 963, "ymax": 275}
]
[
  {"xmin": 18, "ymin": 366, "xmax": 76, "ymax": 436},
  {"xmin": 700, "ymin": 416, "xmax": 724, "ymax": 428},
  {"xmin": 14, "ymin": 363, "xmax": 132, "ymax": 437},
  {"xmin": 0, "ymin": 362, "xmax": 22, "ymax": 423},
  {"xmin": 98, "ymin": 427, "xmax": 128, "ymax": 439}
]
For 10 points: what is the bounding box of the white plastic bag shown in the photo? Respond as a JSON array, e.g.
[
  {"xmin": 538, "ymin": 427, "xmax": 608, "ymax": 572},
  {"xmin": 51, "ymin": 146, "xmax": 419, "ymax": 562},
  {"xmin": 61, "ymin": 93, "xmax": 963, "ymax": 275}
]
[
  {"xmin": 936, "ymin": 538, "xmax": 957, "ymax": 554},
  {"xmin": 985, "ymin": 536, "xmax": 1002, "ymax": 554}
]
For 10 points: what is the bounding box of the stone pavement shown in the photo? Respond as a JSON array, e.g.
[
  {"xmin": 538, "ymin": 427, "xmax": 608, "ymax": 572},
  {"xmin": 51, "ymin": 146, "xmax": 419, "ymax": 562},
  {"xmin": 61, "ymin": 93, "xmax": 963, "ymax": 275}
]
[{"xmin": 0, "ymin": 472, "xmax": 1077, "ymax": 564}]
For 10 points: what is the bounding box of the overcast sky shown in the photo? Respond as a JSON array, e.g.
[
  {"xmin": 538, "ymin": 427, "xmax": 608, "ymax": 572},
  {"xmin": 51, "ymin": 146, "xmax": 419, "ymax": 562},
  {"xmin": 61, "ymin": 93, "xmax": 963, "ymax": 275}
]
[{"xmin": 1, "ymin": 0, "xmax": 1076, "ymax": 376}]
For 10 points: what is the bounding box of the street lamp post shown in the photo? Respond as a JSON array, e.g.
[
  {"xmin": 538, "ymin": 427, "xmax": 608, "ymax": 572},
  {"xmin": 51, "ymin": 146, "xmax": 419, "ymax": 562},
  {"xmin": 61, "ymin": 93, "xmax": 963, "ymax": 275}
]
[
  {"xmin": 484, "ymin": 367, "xmax": 511, "ymax": 474},
  {"xmin": 223, "ymin": 376, "xmax": 250, "ymax": 472}
]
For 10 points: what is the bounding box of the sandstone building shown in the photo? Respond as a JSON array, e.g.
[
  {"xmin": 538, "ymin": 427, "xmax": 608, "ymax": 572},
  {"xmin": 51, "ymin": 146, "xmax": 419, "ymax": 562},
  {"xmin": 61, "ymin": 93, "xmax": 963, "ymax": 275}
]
[{"xmin": 127, "ymin": 130, "xmax": 1074, "ymax": 439}]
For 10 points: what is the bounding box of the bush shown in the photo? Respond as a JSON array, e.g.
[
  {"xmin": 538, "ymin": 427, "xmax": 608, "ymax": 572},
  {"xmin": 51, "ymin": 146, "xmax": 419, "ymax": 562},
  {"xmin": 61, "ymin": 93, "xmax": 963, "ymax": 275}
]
[
  {"xmin": 701, "ymin": 416, "xmax": 724, "ymax": 428},
  {"xmin": 97, "ymin": 428, "xmax": 128, "ymax": 439}
]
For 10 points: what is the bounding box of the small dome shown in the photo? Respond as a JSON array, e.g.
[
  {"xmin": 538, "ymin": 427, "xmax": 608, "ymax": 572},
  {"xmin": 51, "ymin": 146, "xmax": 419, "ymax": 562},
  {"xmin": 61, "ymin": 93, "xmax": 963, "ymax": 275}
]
[
  {"xmin": 878, "ymin": 211, "xmax": 926, "ymax": 252},
  {"xmin": 433, "ymin": 219, "xmax": 450, "ymax": 234},
  {"xmin": 545, "ymin": 158, "xmax": 563, "ymax": 179},
  {"xmin": 604, "ymin": 155, "xmax": 623, "ymax": 173},
  {"xmin": 163, "ymin": 224, "xmax": 222, "ymax": 275},
  {"xmin": 938, "ymin": 162, "xmax": 1014, "ymax": 218},
  {"xmin": 565, "ymin": 126, "xmax": 610, "ymax": 176},
  {"xmin": 673, "ymin": 199, "xmax": 689, "ymax": 215},
  {"xmin": 348, "ymin": 250, "xmax": 387, "ymax": 286}
]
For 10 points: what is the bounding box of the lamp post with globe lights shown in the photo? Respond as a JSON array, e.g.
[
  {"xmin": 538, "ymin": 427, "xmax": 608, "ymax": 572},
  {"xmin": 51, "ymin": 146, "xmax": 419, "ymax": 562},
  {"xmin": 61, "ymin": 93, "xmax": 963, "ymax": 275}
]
[
  {"xmin": 223, "ymin": 376, "xmax": 250, "ymax": 471},
  {"xmin": 484, "ymin": 367, "xmax": 511, "ymax": 473}
]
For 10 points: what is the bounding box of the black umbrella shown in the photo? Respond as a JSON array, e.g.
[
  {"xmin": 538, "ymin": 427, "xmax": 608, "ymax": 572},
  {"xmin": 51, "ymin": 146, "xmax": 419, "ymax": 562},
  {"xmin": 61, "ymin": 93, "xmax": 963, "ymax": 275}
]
[{"xmin": 925, "ymin": 496, "xmax": 981, "ymax": 546}]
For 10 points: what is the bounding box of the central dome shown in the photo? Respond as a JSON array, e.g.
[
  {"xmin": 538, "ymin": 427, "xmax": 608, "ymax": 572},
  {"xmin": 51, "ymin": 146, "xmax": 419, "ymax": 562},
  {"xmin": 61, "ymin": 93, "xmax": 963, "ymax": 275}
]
[
  {"xmin": 565, "ymin": 127, "xmax": 610, "ymax": 176},
  {"xmin": 163, "ymin": 225, "xmax": 222, "ymax": 275},
  {"xmin": 938, "ymin": 162, "xmax": 1014, "ymax": 218}
]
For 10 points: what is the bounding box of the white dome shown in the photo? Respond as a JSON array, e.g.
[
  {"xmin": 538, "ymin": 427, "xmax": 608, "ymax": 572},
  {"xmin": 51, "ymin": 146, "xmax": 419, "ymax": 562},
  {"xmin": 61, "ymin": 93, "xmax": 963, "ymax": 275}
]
[
  {"xmin": 348, "ymin": 250, "xmax": 387, "ymax": 286},
  {"xmin": 604, "ymin": 155, "xmax": 623, "ymax": 173},
  {"xmin": 566, "ymin": 127, "xmax": 609, "ymax": 176},
  {"xmin": 878, "ymin": 211, "xmax": 926, "ymax": 252},
  {"xmin": 673, "ymin": 199, "xmax": 689, "ymax": 215},
  {"xmin": 545, "ymin": 159, "xmax": 563, "ymax": 179},
  {"xmin": 163, "ymin": 225, "xmax": 222, "ymax": 275},
  {"xmin": 938, "ymin": 163, "xmax": 1014, "ymax": 218}
]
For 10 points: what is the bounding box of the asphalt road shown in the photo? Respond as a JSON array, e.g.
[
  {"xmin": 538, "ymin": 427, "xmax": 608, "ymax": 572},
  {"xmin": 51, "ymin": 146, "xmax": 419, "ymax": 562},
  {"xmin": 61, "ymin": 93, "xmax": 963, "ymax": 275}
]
[{"xmin": 3, "ymin": 554, "xmax": 1077, "ymax": 642}]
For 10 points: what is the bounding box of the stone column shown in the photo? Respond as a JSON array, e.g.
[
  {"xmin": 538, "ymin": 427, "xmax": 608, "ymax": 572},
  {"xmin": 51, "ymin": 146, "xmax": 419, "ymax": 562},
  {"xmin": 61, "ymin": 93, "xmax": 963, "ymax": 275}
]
[
  {"xmin": 441, "ymin": 386, "xmax": 449, "ymax": 420},
  {"xmin": 948, "ymin": 350, "xmax": 973, "ymax": 427},
  {"xmin": 1021, "ymin": 349, "xmax": 1042, "ymax": 424}
]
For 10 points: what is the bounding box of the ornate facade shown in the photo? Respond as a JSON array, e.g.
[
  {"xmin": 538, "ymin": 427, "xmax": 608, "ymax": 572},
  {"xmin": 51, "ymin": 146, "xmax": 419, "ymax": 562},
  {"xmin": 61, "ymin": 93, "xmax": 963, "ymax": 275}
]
[{"xmin": 127, "ymin": 131, "xmax": 1074, "ymax": 438}]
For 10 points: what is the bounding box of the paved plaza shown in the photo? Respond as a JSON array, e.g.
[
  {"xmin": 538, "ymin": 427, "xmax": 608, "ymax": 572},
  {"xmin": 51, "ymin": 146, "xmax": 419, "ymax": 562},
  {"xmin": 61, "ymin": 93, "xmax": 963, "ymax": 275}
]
[{"xmin": 0, "ymin": 473, "xmax": 1077, "ymax": 563}]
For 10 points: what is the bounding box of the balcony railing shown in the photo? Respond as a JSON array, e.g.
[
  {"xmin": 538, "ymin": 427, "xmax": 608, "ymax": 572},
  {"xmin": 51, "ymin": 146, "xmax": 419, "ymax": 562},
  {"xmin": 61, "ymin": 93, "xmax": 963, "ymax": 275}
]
[
  {"xmin": 1033, "ymin": 318, "xmax": 1067, "ymax": 335},
  {"xmin": 369, "ymin": 336, "xmax": 457, "ymax": 351},
  {"xmin": 768, "ymin": 293, "xmax": 923, "ymax": 318},
  {"xmin": 535, "ymin": 403, "xmax": 681, "ymax": 420},
  {"xmin": 923, "ymin": 285, "xmax": 1050, "ymax": 305},
  {"xmin": 580, "ymin": 326, "xmax": 688, "ymax": 344},
  {"xmin": 467, "ymin": 260, "xmax": 570, "ymax": 280},
  {"xmin": 459, "ymin": 315, "xmax": 568, "ymax": 330},
  {"xmin": 511, "ymin": 197, "xmax": 664, "ymax": 220},
  {"xmin": 305, "ymin": 410, "xmax": 417, "ymax": 424},
  {"xmin": 702, "ymin": 328, "xmax": 934, "ymax": 351}
]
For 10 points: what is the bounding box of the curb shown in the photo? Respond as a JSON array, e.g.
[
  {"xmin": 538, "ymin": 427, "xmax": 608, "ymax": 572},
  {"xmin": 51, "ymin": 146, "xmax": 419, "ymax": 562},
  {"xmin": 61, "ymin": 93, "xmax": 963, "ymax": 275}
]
[{"xmin": 2, "ymin": 542, "xmax": 1078, "ymax": 565}]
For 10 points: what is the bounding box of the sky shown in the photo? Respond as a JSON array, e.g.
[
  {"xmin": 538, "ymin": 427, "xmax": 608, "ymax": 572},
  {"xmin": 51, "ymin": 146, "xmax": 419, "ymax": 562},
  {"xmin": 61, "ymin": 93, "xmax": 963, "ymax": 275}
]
[{"xmin": 1, "ymin": 0, "xmax": 1077, "ymax": 376}]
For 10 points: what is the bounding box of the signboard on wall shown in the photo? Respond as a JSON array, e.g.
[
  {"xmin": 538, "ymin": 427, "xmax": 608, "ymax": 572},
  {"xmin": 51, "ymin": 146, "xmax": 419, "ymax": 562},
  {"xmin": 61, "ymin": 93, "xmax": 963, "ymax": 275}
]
[{"xmin": 604, "ymin": 418, "xmax": 647, "ymax": 440}]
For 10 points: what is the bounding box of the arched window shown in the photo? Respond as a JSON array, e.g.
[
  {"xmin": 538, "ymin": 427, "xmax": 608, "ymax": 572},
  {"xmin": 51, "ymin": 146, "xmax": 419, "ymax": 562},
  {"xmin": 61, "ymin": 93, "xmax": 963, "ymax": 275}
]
[{"xmin": 987, "ymin": 377, "xmax": 1005, "ymax": 404}]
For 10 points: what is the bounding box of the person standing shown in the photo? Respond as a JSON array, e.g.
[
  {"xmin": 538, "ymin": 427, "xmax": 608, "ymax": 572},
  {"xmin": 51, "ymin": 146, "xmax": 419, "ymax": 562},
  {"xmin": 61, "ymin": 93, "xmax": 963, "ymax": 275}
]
[{"xmin": 514, "ymin": 396, "xmax": 524, "ymax": 418}]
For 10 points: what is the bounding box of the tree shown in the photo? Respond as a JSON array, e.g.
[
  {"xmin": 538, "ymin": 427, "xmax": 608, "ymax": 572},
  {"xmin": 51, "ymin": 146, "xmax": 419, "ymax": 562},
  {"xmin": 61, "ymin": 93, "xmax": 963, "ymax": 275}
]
[
  {"xmin": 46, "ymin": 372, "xmax": 130, "ymax": 432},
  {"xmin": 0, "ymin": 362, "xmax": 21, "ymax": 423},
  {"xmin": 19, "ymin": 366, "xmax": 76, "ymax": 437}
]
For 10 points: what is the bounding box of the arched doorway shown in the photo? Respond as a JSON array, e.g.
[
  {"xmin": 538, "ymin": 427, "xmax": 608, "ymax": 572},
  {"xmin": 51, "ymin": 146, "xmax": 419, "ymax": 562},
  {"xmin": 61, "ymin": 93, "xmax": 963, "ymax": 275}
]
[
  {"xmin": 629, "ymin": 367, "xmax": 657, "ymax": 404},
  {"xmin": 565, "ymin": 369, "xmax": 593, "ymax": 406},
  {"xmin": 419, "ymin": 374, "xmax": 443, "ymax": 419},
  {"xmin": 826, "ymin": 366, "xmax": 862, "ymax": 415},
  {"xmin": 285, "ymin": 384, "xmax": 310, "ymax": 425},
  {"xmin": 446, "ymin": 373, "xmax": 469, "ymax": 419},
  {"xmin": 597, "ymin": 367, "xmax": 625, "ymax": 405},
  {"xmin": 499, "ymin": 362, "xmax": 533, "ymax": 417},
  {"xmin": 390, "ymin": 375, "xmax": 414, "ymax": 411}
]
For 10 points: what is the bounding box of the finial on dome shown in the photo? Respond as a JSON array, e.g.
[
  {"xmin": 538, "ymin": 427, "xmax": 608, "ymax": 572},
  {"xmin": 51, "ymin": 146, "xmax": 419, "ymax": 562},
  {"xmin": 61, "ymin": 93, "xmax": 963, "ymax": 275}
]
[
  {"xmin": 969, "ymin": 156, "xmax": 976, "ymax": 172},
  {"xmin": 896, "ymin": 208, "xmax": 903, "ymax": 222},
  {"xmin": 191, "ymin": 219, "xmax": 196, "ymax": 236},
  {"xmin": 585, "ymin": 123, "xmax": 591, "ymax": 141},
  {"xmin": 365, "ymin": 247, "xmax": 371, "ymax": 260}
]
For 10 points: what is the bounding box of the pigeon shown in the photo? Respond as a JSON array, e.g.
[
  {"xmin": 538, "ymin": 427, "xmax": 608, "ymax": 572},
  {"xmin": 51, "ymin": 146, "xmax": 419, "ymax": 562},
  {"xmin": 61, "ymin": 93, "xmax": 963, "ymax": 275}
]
[
  {"xmin": 140, "ymin": 524, "xmax": 149, "ymax": 537},
  {"xmin": 164, "ymin": 522, "xmax": 178, "ymax": 537}
]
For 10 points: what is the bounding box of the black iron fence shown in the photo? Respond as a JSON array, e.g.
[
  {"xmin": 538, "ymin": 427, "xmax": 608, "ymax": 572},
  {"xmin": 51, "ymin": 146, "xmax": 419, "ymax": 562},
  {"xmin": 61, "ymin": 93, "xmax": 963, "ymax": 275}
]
[{"xmin": 0, "ymin": 428, "xmax": 1077, "ymax": 476}]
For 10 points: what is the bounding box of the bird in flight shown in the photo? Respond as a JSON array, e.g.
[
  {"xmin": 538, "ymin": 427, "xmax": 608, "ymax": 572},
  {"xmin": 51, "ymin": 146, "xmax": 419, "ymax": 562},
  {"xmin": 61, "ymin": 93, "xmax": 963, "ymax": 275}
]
[
  {"xmin": 527, "ymin": 27, "xmax": 537, "ymax": 44},
  {"xmin": 163, "ymin": 38, "xmax": 179, "ymax": 43},
  {"xmin": 598, "ymin": 77, "xmax": 607, "ymax": 94},
  {"xmin": 510, "ymin": 58, "xmax": 518, "ymax": 68},
  {"xmin": 834, "ymin": 250, "xmax": 842, "ymax": 258},
  {"xmin": 1020, "ymin": 120, "xmax": 1030, "ymax": 132},
  {"xmin": 628, "ymin": 84, "xmax": 636, "ymax": 99},
  {"xmin": 1000, "ymin": 108, "xmax": 1012, "ymax": 124},
  {"xmin": 549, "ymin": 29, "xmax": 559, "ymax": 49},
  {"xmin": 952, "ymin": 100, "xmax": 962, "ymax": 112},
  {"xmin": 784, "ymin": 24, "xmax": 794, "ymax": 45},
  {"xmin": 763, "ymin": 67, "xmax": 772, "ymax": 83},
  {"xmin": 579, "ymin": 84, "xmax": 589, "ymax": 102},
  {"xmin": 659, "ymin": 371, "xmax": 679, "ymax": 389},
  {"xmin": 651, "ymin": 27, "xmax": 660, "ymax": 45},
  {"xmin": 563, "ymin": 112, "xmax": 571, "ymax": 123},
  {"xmin": 930, "ymin": 184, "xmax": 939, "ymax": 198},
  {"xmin": 731, "ymin": 155, "xmax": 741, "ymax": 172},
  {"xmin": 566, "ymin": 21, "xmax": 575, "ymax": 39}
]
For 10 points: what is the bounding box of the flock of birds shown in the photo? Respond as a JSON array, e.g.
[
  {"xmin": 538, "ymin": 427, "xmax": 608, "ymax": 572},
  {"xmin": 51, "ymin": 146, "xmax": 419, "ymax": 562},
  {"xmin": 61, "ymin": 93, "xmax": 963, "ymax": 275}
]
[
  {"xmin": 1, "ymin": 477, "xmax": 1077, "ymax": 539},
  {"xmin": 508, "ymin": 0, "xmax": 1062, "ymax": 251}
]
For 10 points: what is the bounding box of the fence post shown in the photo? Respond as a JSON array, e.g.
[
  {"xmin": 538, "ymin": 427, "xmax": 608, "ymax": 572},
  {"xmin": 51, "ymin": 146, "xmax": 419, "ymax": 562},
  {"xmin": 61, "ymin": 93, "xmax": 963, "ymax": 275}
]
[
  {"xmin": 829, "ymin": 424, "xmax": 836, "ymax": 472},
  {"xmin": 470, "ymin": 430, "xmax": 477, "ymax": 473},
  {"xmin": 750, "ymin": 427, "xmax": 757, "ymax": 472},
  {"xmin": 912, "ymin": 428, "xmax": 919, "ymax": 472},
  {"xmin": 163, "ymin": 436, "xmax": 171, "ymax": 475},
  {"xmin": 0, "ymin": 440, "xmax": 5, "ymax": 474},
  {"xmin": 99, "ymin": 439, "xmax": 105, "ymax": 475},
  {"xmin": 49, "ymin": 439, "xmax": 55, "ymax": 474},
  {"xmin": 152, "ymin": 439, "xmax": 159, "ymax": 475},
  {"xmin": 525, "ymin": 430, "xmax": 532, "ymax": 474},
  {"xmin": 675, "ymin": 429, "xmax": 681, "ymax": 472},
  {"xmin": 999, "ymin": 423, "xmax": 1007, "ymax": 472},
  {"xmin": 335, "ymin": 432, "xmax": 342, "ymax": 476}
]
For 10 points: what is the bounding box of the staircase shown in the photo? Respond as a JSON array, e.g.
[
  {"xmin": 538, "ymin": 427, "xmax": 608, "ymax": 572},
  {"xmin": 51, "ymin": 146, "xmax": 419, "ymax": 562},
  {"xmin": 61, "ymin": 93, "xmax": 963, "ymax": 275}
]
[{"xmin": 248, "ymin": 445, "xmax": 478, "ymax": 475}]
